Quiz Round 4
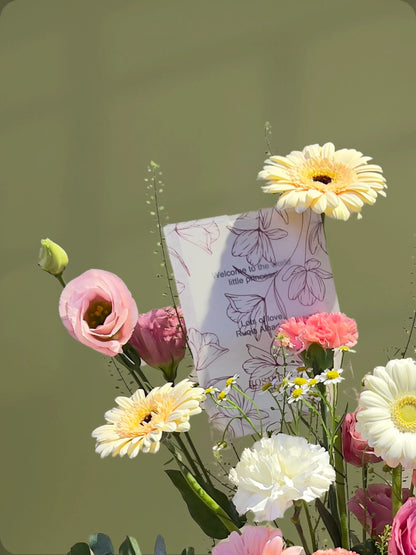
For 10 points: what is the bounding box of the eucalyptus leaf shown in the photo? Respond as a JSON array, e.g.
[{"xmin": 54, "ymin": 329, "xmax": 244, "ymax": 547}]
[
  {"xmin": 119, "ymin": 536, "xmax": 142, "ymax": 555},
  {"xmin": 89, "ymin": 533, "xmax": 115, "ymax": 555},
  {"xmin": 68, "ymin": 542, "xmax": 91, "ymax": 555},
  {"xmin": 154, "ymin": 535, "xmax": 167, "ymax": 555}
]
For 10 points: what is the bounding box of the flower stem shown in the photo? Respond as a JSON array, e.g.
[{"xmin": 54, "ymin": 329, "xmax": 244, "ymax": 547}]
[
  {"xmin": 391, "ymin": 464, "xmax": 402, "ymax": 517},
  {"xmin": 291, "ymin": 503, "xmax": 311, "ymax": 555},
  {"xmin": 184, "ymin": 431, "xmax": 214, "ymax": 488},
  {"xmin": 302, "ymin": 501, "xmax": 317, "ymax": 552},
  {"xmin": 334, "ymin": 429, "xmax": 349, "ymax": 549},
  {"xmin": 54, "ymin": 273, "xmax": 66, "ymax": 288},
  {"xmin": 362, "ymin": 464, "xmax": 368, "ymax": 550}
]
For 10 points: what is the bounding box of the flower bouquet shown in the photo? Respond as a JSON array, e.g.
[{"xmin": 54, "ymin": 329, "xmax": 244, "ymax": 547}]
[{"xmin": 39, "ymin": 142, "xmax": 416, "ymax": 555}]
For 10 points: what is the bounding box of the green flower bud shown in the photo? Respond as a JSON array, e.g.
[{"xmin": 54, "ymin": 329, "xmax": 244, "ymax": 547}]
[{"xmin": 38, "ymin": 238, "xmax": 68, "ymax": 275}]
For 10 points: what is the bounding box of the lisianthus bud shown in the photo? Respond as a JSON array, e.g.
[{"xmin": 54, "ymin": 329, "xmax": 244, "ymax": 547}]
[
  {"xmin": 341, "ymin": 411, "xmax": 382, "ymax": 467},
  {"xmin": 38, "ymin": 238, "xmax": 69, "ymax": 276},
  {"xmin": 129, "ymin": 306, "xmax": 186, "ymax": 382}
]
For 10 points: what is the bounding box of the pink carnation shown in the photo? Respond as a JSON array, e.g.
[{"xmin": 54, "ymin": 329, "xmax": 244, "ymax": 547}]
[
  {"xmin": 348, "ymin": 483, "xmax": 410, "ymax": 537},
  {"xmin": 312, "ymin": 550, "xmax": 359, "ymax": 555},
  {"xmin": 59, "ymin": 269, "xmax": 138, "ymax": 357},
  {"xmin": 389, "ymin": 497, "xmax": 416, "ymax": 554},
  {"xmin": 212, "ymin": 526, "xmax": 304, "ymax": 555},
  {"xmin": 277, "ymin": 316, "xmax": 307, "ymax": 352},
  {"xmin": 302, "ymin": 312, "xmax": 358, "ymax": 349},
  {"xmin": 276, "ymin": 312, "xmax": 358, "ymax": 354},
  {"xmin": 129, "ymin": 306, "xmax": 186, "ymax": 381}
]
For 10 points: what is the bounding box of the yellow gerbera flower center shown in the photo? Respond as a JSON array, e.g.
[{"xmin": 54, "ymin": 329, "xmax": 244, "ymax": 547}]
[
  {"xmin": 391, "ymin": 395, "xmax": 416, "ymax": 433},
  {"xmin": 84, "ymin": 300, "xmax": 112, "ymax": 328},
  {"xmin": 117, "ymin": 398, "xmax": 166, "ymax": 438}
]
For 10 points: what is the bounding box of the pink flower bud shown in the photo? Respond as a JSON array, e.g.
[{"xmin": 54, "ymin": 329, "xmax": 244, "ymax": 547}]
[
  {"xmin": 341, "ymin": 411, "xmax": 382, "ymax": 467},
  {"xmin": 129, "ymin": 307, "xmax": 186, "ymax": 381},
  {"xmin": 388, "ymin": 497, "xmax": 416, "ymax": 555},
  {"xmin": 348, "ymin": 483, "xmax": 410, "ymax": 538},
  {"xmin": 59, "ymin": 269, "xmax": 138, "ymax": 357}
]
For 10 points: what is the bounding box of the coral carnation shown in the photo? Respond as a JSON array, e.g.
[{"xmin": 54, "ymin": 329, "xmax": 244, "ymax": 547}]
[{"xmin": 277, "ymin": 312, "xmax": 358, "ymax": 354}]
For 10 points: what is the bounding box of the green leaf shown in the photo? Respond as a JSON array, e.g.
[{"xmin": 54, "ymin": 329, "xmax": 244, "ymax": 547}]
[
  {"xmin": 154, "ymin": 535, "xmax": 167, "ymax": 555},
  {"xmin": 180, "ymin": 548, "xmax": 195, "ymax": 555},
  {"xmin": 119, "ymin": 536, "xmax": 142, "ymax": 555},
  {"xmin": 89, "ymin": 533, "xmax": 115, "ymax": 555},
  {"xmin": 351, "ymin": 539, "xmax": 377, "ymax": 555},
  {"xmin": 68, "ymin": 543, "xmax": 91, "ymax": 555},
  {"xmin": 303, "ymin": 343, "xmax": 333, "ymax": 374},
  {"xmin": 315, "ymin": 498, "xmax": 341, "ymax": 548},
  {"xmin": 165, "ymin": 469, "xmax": 231, "ymax": 539}
]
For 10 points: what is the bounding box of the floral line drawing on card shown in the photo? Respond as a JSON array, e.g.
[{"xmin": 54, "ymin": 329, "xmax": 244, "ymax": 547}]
[
  {"xmin": 282, "ymin": 258, "xmax": 333, "ymax": 306},
  {"xmin": 169, "ymin": 220, "xmax": 220, "ymax": 254},
  {"xmin": 242, "ymin": 342, "xmax": 301, "ymax": 392},
  {"xmin": 187, "ymin": 328, "xmax": 229, "ymax": 372},
  {"xmin": 228, "ymin": 208, "xmax": 288, "ymax": 266},
  {"xmin": 224, "ymin": 209, "xmax": 335, "ymax": 340},
  {"xmin": 205, "ymin": 377, "xmax": 269, "ymax": 438},
  {"xmin": 167, "ymin": 247, "xmax": 191, "ymax": 277}
]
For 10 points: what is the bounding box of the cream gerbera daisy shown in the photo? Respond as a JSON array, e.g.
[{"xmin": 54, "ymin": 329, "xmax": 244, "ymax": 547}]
[
  {"xmin": 258, "ymin": 142, "xmax": 386, "ymax": 220},
  {"xmin": 92, "ymin": 379, "xmax": 205, "ymax": 457},
  {"xmin": 356, "ymin": 358, "xmax": 416, "ymax": 468}
]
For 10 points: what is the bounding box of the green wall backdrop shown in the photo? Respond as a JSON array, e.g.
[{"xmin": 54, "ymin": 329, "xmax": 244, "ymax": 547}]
[{"xmin": 1, "ymin": 1, "xmax": 415, "ymax": 553}]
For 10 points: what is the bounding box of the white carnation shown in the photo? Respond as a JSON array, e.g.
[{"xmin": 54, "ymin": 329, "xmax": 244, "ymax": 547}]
[{"xmin": 229, "ymin": 434, "xmax": 335, "ymax": 521}]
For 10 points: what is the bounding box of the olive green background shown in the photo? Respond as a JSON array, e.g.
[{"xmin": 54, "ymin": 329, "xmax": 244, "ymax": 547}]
[{"xmin": 1, "ymin": 0, "xmax": 415, "ymax": 553}]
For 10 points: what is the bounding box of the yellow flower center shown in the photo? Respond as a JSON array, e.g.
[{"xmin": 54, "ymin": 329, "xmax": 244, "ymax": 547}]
[
  {"xmin": 84, "ymin": 300, "xmax": 112, "ymax": 329},
  {"xmin": 326, "ymin": 370, "xmax": 340, "ymax": 380},
  {"xmin": 292, "ymin": 388, "xmax": 303, "ymax": 399},
  {"xmin": 294, "ymin": 377, "xmax": 307, "ymax": 386},
  {"xmin": 308, "ymin": 378, "xmax": 318, "ymax": 387},
  {"xmin": 391, "ymin": 395, "xmax": 416, "ymax": 433}
]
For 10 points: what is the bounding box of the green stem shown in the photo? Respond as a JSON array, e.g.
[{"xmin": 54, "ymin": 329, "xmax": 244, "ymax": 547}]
[
  {"xmin": 184, "ymin": 431, "xmax": 214, "ymax": 488},
  {"xmin": 174, "ymin": 434, "xmax": 206, "ymax": 486},
  {"xmin": 303, "ymin": 501, "xmax": 317, "ymax": 552},
  {"xmin": 54, "ymin": 273, "xmax": 66, "ymax": 288},
  {"xmin": 362, "ymin": 464, "xmax": 368, "ymax": 551},
  {"xmin": 317, "ymin": 383, "xmax": 328, "ymax": 450},
  {"xmin": 334, "ymin": 430, "xmax": 349, "ymax": 549},
  {"xmin": 391, "ymin": 465, "xmax": 403, "ymax": 517},
  {"xmin": 291, "ymin": 503, "xmax": 311, "ymax": 555}
]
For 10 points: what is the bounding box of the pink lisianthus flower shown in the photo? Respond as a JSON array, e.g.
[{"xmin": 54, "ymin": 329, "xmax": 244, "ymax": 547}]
[
  {"xmin": 276, "ymin": 312, "xmax": 358, "ymax": 354},
  {"xmin": 212, "ymin": 526, "xmax": 304, "ymax": 555},
  {"xmin": 59, "ymin": 269, "xmax": 138, "ymax": 357},
  {"xmin": 341, "ymin": 411, "xmax": 382, "ymax": 467},
  {"xmin": 312, "ymin": 550, "xmax": 359, "ymax": 555},
  {"xmin": 348, "ymin": 483, "xmax": 410, "ymax": 537},
  {"xmin": 388, "ymin": 497, "xmax": 416, "ymax": 554},
  {"xmin": 129, "ymin": 306, "xmax": 187, "ymax": 382}
]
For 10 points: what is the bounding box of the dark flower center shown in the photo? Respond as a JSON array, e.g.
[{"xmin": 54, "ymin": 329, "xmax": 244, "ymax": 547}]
[
  {"xmin": 142, "ymin": 413, "xmax": 153, "ymax": 424},
  {"xmin": 313, "ymin": 174, "xmax": 332, "ymax": 185},
  {"xmin": 84, "ymin": 300, "xmax": 112, "ymax": 329}
]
